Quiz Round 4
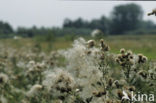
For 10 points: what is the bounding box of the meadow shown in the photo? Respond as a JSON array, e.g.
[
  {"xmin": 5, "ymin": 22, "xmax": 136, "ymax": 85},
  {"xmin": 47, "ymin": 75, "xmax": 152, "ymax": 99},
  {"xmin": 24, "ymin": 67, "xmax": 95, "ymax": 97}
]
[
  {"xmin": 1, "ymin": 35, "xmax": 156, "ymax": 60},
  {"xmin": 0, "ymin": 35, "xmax": 156, "ymax": 103}
]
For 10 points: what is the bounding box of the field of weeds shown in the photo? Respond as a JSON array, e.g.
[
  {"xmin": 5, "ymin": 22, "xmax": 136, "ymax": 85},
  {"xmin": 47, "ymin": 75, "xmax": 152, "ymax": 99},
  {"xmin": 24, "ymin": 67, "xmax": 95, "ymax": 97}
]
[
  {"xmin": 0, "ymin": 35, "xmax": 156, "ymax": 103},
  {"xmin": 1, "ymin": 35, "xmax": 156, "ymax": 60}
]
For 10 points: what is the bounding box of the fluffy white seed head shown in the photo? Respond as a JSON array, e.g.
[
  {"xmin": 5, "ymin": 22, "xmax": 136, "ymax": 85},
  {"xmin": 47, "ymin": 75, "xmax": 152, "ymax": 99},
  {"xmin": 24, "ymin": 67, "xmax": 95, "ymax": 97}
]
[
  {"xmin": 0, "ymin": 73, "xmax": 9, "ymax": 85},
  {"xmin": 26, "ymin": 84, "xmax": 43, "ymax": 97},
  {"xmin": 0, "ymin": 95, "xmax": 7, "ymax": 103}
]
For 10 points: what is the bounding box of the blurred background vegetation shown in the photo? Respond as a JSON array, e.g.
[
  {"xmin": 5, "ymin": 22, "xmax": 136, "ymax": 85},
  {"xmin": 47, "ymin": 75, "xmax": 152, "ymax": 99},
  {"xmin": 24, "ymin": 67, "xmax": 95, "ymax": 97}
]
[{"xmin": 0, "ymin": 3, "xmax": 156, "ymax": 60}]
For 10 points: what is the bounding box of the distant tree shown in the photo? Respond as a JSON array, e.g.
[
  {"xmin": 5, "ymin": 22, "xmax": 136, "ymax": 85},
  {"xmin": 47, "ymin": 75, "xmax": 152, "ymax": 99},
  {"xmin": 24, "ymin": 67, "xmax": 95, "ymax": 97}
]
[
  {"xmin": 110, "ymin": 3, "xmax": 143, "ymax": 34},
  {"xmin": 72, "ymin": 18, "xmax": 84, "ymax": 28},
  {"xmin": 63, "ymin": 18, "xmax": 89, "ymax": 28},
  {"xmin": 99, "ymin": 16, "xmax": 110, "ymax": 33},
  {"xmin": 0, "ymin": 21, "xmax": 13, "ymax": 35},
  {"xmin": 89, "ymin": 16, "xmax": 110, "ymax": 34},
  {"xmin": 17, "ymin": 27, "xmax": 31, "ymax": 37},
  {"xmin": 141, "ymin": 20, "xmax": 156, "ymax": 29},
  {"xmin": 63, "ymin": 18, "xmax": 73, "ymax": 28},
  {"xmin": 63, "ymin": 16, "xmax": 109, "ymax": 34},
  {"xmin": 17, "ymin": 26, "xmax": 38, "ymax": 37}
]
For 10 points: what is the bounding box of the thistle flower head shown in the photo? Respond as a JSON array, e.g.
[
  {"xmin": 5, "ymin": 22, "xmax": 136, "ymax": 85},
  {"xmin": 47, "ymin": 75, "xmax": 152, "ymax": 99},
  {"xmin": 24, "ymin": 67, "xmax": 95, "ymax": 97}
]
[
  {"xmin": 138, "ymin": 54, "xmax": 143, "ymax": 58},
  {"xmin": 0, "ymin": 95, "xmax": 7, "ymax": 103},
  {"xmin": 127, "ymin": 50, "xmax": 132, "ymax": 56},
  {"xmin": 129, "ymin": 55, "xmax": 133, "ymax": 59},
  {"xmin": 148, "ymin": 8, "xmax": 156, "ymax": 16},
  {"xmin": 100, "ymin": 39, "xmax": 110, "ymax": 51},
  {"xmin": 26, "ymin": 84, "xmax": 43, "ymax": 97},
  {"xmin": 120, "ymin": 48, "xmax": 125, "ymax": 54},
  {"xmin": 142, "ymin": 56, "xmax": 148, "ymax": 62},
  {"xmin": 115, "ymin": 58, "xmax": 120, "ymax": 63},
  {"xmin": 128, "ymin": 86, "xmax": 136, "ymax": 92},
  {"xmin": 138, "ymin": 54, "xmax": 148, "ymax": 63},
  {"xmin": 0, "ymin": 73, "xmax": 8, "ymax": 85},
  {"xmin": 92, "ymin": 90, "xmax": 106, "ymax": 97},
  {"xmin": 87, "ymin": 40, "xmax": 95, "ymax": 48},
  {"xmin": 43, "ymin": 69, "xmax": 75, "ymax": 93},
  {"xmin": 91, "ymin": 29, "xmax": 102, "ymax": 37},
  {"xmin": 29, "ymin": 60, "xmax": 35, "ymax": 65},
  {"xmin": 138, "ymin": 70, "xmax": 148, "ymax": 79},
  {"xmin": 100, "ymin": 39, "xmax": 105, "ymax": 48},
  {"xmin": 117, "ymin": 90, "xmax": 123, "ymax": 99}
]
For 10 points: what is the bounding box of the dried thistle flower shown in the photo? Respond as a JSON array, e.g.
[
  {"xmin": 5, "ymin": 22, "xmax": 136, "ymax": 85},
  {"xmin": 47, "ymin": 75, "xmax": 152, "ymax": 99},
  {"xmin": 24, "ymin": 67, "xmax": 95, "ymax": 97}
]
[
  {"xmin": 100, "ymin": 39, "xmax": 110, "ymax": 51},
  {"xmin": 120, "ymin": 48, "xmax": 125, "ymax": 54},
  {"xmin": 127, "ymin": 50, "xmax": 133, "ymax": 56},
  {"xmin": 117, "ymin": 90, "xmax": 123, "ymax": 99},
  {"xmin": 92, "ymin": 90, "xmax": 106, "ymax": 97},
  {"xmin": 138, "ymin": 54, "xmax": 148, "ymax": 63},
  {"xmin": 128, "ymin": 86, "xmax": 136, "ymax": 92},
  {"xmin": 138, "ymin": 70, "xmax": 148, "ymax": 79},
  {"xmin": 129, "ymin": 55, "xmax": 133, "ymax": 59},
  {"xmin": 142, "ymin": 56, "xmax": 148, "ymax": 62},
  {"xmin": 0, "ymin": 73, "xmax": 8, "ymax": 85},
  {"xmin": 87, "ymin": 40, "xmax": 95, "ymax": 48},
  {"xmin": 115, "ymin": 58, "xmax": 120, "ymax": 64},
  {"xmin": 138, "ymin": 53, "xmax": 143, "ymax": 58},
  {"xmin": 26, "ymin": 84, "xmax": 43, "ymax": 97},
  {"xmin": 148, "ymin": 8, "xmax": 156, "ymax": 16},
  {"xmin": 0, "ymin": 95, "xmax": 8, "ymax": 103}
]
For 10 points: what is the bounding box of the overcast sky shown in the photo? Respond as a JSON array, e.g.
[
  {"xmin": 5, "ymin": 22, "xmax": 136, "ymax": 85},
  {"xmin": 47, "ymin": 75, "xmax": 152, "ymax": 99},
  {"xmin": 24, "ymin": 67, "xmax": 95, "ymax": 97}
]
[{"xmin": 0, "ymin": 0, "xmax": 155, "ymax": 29}]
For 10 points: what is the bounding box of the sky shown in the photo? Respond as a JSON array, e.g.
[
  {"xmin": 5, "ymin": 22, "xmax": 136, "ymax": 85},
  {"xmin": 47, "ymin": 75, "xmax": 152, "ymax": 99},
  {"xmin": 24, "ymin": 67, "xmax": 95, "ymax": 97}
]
[{"xmin": 0, "ymin": 0, "xmax": 155, "ymax": 29}]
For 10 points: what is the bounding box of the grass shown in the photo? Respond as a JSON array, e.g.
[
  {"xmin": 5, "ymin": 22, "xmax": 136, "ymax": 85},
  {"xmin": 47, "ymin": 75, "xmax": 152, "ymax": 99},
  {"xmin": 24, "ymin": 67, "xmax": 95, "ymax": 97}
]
[
  {"xmin": 105, "ymin": 35, "xmax": 156, "ymax": 60},
  {"xmin": 0, "ymin": 34, "xmax": 155, "ymax": 60}
]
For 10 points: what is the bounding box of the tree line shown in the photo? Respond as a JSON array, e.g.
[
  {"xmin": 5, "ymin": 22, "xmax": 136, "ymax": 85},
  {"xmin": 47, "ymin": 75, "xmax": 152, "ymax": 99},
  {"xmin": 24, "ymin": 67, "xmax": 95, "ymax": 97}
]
[
  {"xmin": 63, "ymin": 3, "xmax": 156, "ymax": 35},
  {"xmin": 0, "ymin": 3, "xmax": 156, "ymax": 38}
]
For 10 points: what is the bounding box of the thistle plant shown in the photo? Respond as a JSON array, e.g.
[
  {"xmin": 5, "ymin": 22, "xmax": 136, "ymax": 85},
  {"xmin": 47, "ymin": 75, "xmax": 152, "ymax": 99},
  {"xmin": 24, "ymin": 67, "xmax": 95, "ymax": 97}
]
[
  {"xmin": 0, "ymin": 38, "xmax": 155, "ymax": 103},
  {"xmin": 148, "ymin": 8, "xmax": 156, "ymax": 16}
]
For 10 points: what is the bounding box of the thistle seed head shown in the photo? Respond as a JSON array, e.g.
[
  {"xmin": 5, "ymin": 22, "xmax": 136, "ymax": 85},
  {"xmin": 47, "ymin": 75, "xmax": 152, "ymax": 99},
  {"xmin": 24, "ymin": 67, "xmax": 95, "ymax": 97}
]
[
  {"xmin": 87, "ymin": 40, "xmax": 95, "ymax": 48},
  {"xmin": 120, "ymin": 48, "xmax": 125, "ymax": 54}
]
